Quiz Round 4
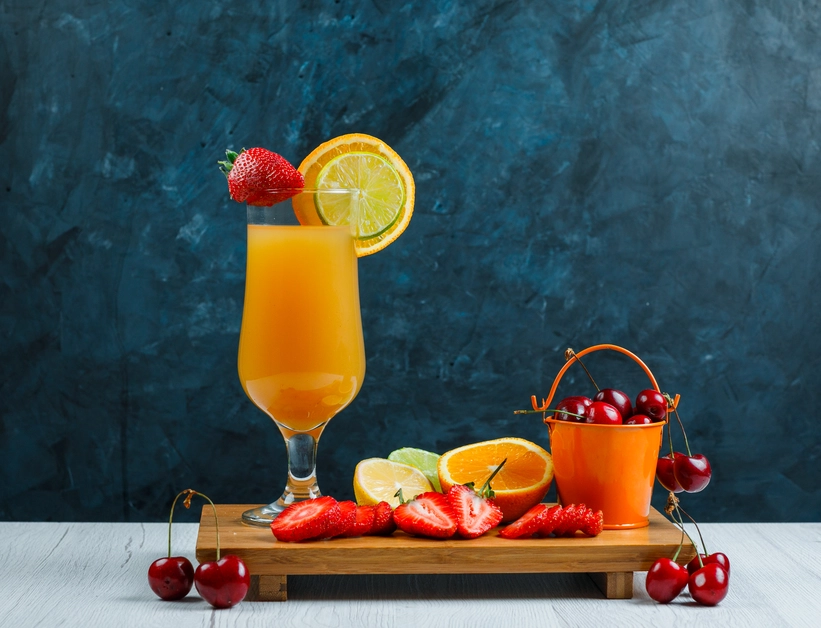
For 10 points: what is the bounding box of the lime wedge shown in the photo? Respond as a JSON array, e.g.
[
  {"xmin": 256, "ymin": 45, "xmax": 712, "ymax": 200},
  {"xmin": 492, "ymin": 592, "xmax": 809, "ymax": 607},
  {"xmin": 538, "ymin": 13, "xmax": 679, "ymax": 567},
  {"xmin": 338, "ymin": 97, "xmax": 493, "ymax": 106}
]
[
  {"xmin": 387, "ymin": 447, "xmax": 442, "ymax": 492},
  {"xmin": 315, "ymin": 152, "xmax": 404, "ymax": 239}
]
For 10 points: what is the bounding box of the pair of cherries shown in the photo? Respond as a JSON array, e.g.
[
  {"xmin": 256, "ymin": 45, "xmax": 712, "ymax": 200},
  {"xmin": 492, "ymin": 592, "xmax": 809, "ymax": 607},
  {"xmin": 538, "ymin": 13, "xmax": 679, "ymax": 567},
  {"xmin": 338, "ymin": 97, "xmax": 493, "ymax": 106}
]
[
  {"xmin": 646, "ymin": 552, "xmax": 730, "ymax": 605},
  {"xmin": 554, "ymin": 387, "xmax": 666, "ymax": 425},
  {"xmin": 657, "ymin": 451, "xmax": 712, "ymax": 493},
  {"xmin": 147, "ymin": 490, "xmax": 250, "ymax": 609}
]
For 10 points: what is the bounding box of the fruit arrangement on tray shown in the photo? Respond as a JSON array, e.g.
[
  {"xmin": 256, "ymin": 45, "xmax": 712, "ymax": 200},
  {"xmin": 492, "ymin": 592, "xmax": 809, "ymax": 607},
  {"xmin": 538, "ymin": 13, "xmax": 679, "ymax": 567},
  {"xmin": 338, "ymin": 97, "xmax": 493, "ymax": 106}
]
[{"xmin": 148, "ymin": 136, "xmax": 728, "ymax": 610}]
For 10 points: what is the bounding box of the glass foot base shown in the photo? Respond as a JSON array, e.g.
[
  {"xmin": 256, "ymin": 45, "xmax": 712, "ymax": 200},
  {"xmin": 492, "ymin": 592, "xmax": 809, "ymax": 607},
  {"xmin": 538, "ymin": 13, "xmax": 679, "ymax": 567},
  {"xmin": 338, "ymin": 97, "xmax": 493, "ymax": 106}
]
[{"xmin": 242, "ymin": 490, "xmax": 323, "ymax": 526}]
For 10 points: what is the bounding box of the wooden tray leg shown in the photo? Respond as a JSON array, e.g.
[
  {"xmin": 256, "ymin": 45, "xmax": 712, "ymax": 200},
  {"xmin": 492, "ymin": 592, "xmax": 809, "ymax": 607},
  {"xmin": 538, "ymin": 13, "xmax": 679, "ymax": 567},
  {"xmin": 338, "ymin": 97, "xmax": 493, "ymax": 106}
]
[
  {"xmin": 247, "ymin": 575, "xmax": 287, "ymax": 602},
  {"xmin": 588, "ymin": 572, "xmax": 633, "ymax": 599}
]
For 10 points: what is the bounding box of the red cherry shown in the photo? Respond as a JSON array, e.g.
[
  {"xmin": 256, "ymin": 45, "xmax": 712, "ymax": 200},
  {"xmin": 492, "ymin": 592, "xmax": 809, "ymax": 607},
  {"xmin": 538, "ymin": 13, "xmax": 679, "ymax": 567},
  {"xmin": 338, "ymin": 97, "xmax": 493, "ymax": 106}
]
[
  {"xmin": 688, "ymin": 563, "xmax": 729, "ymax": 606},
  {"xmin": 593, "ymin": 388, "xmax": 632, "ymax": 420},
  {"xmin": 656, "ymin": 453, "xmax": 685, "ymax": 492},
  {"xmin": 554, "ymin": 396, "xmax": 593, "ymax": 422},
  {"xmin": 687, "ymin": 552, "xmax": 731, "ymax": 577},
  {"xmin": 673, "ymin": 453, "xmax": 712, "ymax": 493},
  {"xmin": 636, "ymin": 389, "xmax": 667, "ymax": 421},
  {"xmin": 194, "ymin": 554, "xmax": 250, "ymax": 609},
  {"xmin": 585, "ymin": 401, "xmax": 622, "ymax": 425},
  {"xmin": 645, "ymin": 557, "xmax": 689, "ymax": 603},
  {"xmin": 625, "ymin": 413, "xmax": 654, "ymax": 425},
  {"xmin": 148, "ymin": 556, "xmax": 195, "ymax": 600}
]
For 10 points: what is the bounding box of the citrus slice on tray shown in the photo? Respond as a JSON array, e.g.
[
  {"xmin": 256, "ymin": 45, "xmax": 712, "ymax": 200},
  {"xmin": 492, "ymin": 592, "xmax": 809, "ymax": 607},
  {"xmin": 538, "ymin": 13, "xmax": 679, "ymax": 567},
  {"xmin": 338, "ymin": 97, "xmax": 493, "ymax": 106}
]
[
  {"xmin": 353, "ymin": 458, "xmax": 433, "ymax": 507},
  {"xmin": 387, "ymin": 447, "xmax": 442, "ymax": 492},
  {"xmin": 293, "ymin": 133, "xmax": 415, "ymax": 256},
  {"xmin": 437, "ymin": 438, "xmax": 554, "ymax": 522}
]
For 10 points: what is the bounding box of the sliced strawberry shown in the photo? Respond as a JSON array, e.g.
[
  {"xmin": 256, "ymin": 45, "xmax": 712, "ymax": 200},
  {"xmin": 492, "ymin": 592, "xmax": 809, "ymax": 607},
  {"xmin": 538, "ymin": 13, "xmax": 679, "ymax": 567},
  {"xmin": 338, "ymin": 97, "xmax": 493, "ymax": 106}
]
[
  {"xmin": 369, "ymin": 501, "xmax": 396, "ymax": 536},
  {"xmin": 552, "ymin": 504, "xmax": 582, "ymax": 536},
  {"xmin": 393, "ymin": 491, "xmax": 457, "ymax": 539},
  {"xmin": 219, "ymin": 147, "xmax": 304, "ymax": 206},
  {"xmin": 338, "ymin": 505, "xmax": 376, "ymax": 538},
  {"xmin": 447, "ymin": 484, "xmax": 504, "ymax": 539},
  {"xmin": 498, "ymin": 503, "xmax": 550, "ymax": 539},
  {"xmin": 581, "ymin": 509, "xmax": 604, "ymax": 537},
  {"xmin": 536, "ymin": 505, "xmax": 564, "ymax": 537},
  {"xmin": 314, "ymin": 500, "xmax": 357, "ymax": 540},
  {"xmin": 270, "ymin": 496, "xmax": 340, "ymax": 542}
]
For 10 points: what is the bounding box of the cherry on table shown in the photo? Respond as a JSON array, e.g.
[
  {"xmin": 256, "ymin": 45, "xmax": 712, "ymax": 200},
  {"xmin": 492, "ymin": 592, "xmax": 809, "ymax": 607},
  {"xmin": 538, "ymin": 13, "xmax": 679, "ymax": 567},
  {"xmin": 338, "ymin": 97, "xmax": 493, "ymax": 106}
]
[
  {"xmin": 688, "ymin": 562, "xmax": 729, "ymax": 606},
  {"xmin": 194, "ymin": 554, "xmax": 251, "ymax": 609},
  {"xmin": 645, "ymin": 557, "xmax": 689, "ymax": 603},
  {"xmin": 554, "ymin": 396, "xmax": 592, "ymax": 422},
  {"xmin": 674, "ymin": 453, "xmax": 712, "ymax": 493},
  {"xmin": 687, "ymin": 552, "xmax": 730, "ymax": 577},
  {"xmin": 656, "ymin": 453, "xmax": 685, "ymax": 492},
  {"xmin": 148, "ymin": 556, "xmax": 194, "ymax": 601},
  {"xmin": 636, "ymin": 389, "xmax": 667, "ymax": 421},
  {"xmin": 593, "ymin": 389, "xmax": 632, "ymax": 420},
  {"xmin": 585, "ymin": 401, "xmax": 622, "ymax": 425}
]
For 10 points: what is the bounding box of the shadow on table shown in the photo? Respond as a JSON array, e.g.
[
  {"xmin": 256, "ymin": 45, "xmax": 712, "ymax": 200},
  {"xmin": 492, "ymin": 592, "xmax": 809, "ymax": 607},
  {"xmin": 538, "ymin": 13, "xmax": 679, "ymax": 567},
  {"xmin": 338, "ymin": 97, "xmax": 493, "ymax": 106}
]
[{"xmin": 287, "ymin": 572, "xmax": 604, "ymax": 601}]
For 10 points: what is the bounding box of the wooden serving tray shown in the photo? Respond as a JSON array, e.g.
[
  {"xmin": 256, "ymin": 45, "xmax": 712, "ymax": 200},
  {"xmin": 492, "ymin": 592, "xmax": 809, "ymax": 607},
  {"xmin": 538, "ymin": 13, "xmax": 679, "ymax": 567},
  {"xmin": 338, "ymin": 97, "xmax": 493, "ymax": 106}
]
[{"xmin": 195, "ymin": 504, "xmax": 694, "ymax": 601}]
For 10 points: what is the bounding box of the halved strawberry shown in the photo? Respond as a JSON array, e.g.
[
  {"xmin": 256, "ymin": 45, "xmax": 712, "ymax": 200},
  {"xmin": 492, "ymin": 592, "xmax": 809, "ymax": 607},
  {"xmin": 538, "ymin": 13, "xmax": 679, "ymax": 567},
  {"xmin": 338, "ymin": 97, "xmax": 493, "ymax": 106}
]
[
  {"xmin": 219, "ymin": 147, "xmax": 304, "ymax": 206},
  {"xmin": 315, "ymin": 500, "xmax": 358, "ymax": 540},
  {"xmin": 498, "ymin": 503, "xmax": 550, "ymax": 539},
  {"xmin": 339, "ymin": 505, "xmax": 376, "ymax": 538},
  {"xmin": 270, "ymin": 496, "xmax": 340, "ymax": 542},
  {"xmin": 537, "ymin": 505, "xmax": 565, "ymax": 537},
  {"xmin": 369, "ymin": 501, "xmax": 396, "ymax": 536},
  {"xmin": 447, "ymin": 484, "xmax": 504, "ymax": 539},
  {"xmin": 393, "ymin": 491, "xmax": 457, "ymax": 539}
]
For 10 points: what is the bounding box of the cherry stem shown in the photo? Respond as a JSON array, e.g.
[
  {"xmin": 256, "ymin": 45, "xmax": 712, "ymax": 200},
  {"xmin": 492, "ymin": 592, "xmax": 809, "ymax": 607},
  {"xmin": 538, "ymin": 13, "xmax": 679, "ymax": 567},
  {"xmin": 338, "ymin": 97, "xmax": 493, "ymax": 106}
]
[
  {"xmin": 166, "ymin": 490, "xmax": 188, "ymax": 558},
  {"xmin": 670, "ymin": 501, "xmax": 701, "ymax": 567},
  {"xmin": 672, "ymin": 520, "xmax": 685, "ymax": 562},
  {"xmin": 181, "ymin": 489, "xmax": 221, "ymax": 561},
  {"xmin": 664, "ymin": 393, "xmax": 692, "ymax": 456},
  {"xmin": 513, "ymin": 408, "xmax": 586, "ymax": 420},
  {"xmin": 565, "ymin": 348, "xmax": 600, "ymax": 392},
  {"xmin": 676, "ymin": 502, "xmax": 708, "ymax": 559}
]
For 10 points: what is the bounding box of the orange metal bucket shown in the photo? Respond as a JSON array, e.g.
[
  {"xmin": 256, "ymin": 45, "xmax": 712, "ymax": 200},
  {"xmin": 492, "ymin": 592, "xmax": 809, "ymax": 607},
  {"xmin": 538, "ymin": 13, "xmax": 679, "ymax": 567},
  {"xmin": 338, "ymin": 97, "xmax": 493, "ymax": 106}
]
[{"xmin": 533, "ymin": 344, "xmax": 670, "ymax": 529}]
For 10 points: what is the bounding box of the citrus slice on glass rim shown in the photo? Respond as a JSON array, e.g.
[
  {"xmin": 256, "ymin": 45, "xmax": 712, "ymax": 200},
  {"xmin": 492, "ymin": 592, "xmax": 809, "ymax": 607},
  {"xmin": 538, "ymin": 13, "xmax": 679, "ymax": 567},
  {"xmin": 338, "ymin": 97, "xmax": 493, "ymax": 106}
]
[
  {"xmin": 437, "ymin": 437, "xmax": 554, "ymax": 522},
  {"xmin": 292, "ymin": 133, "xmax": 415, "ymax": 256}
]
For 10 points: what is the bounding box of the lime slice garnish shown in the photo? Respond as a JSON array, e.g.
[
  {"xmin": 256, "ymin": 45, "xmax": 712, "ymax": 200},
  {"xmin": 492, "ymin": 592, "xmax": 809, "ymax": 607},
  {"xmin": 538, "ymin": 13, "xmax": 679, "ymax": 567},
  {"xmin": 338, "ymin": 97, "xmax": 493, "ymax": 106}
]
[
  {"xmin": 314, "ymin": 152, "xmax": 405, "ymax": 239},
  {"xmin": 387, "ymin": 447, "xmax": 442, "ymax": 492}
]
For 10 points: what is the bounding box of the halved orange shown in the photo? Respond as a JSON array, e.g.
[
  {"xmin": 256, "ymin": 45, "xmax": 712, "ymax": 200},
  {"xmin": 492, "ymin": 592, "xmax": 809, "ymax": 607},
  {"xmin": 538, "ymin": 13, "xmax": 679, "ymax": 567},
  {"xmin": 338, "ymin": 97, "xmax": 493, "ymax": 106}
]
[
  {"xmin": 438, "ymin": 438, "xmax": 554, "ymax": 522},
  {"xmin": 292, "ymin": 133, "xmax": 415, "ymax": 256}
]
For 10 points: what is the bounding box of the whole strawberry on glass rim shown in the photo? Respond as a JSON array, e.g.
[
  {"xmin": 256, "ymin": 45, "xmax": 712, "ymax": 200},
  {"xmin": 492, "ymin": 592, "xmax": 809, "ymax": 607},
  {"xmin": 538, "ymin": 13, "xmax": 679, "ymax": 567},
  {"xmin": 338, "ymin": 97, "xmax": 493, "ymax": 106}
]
[{"xmin": 219, "ymin": 147, "xmax": 304, "ymax": 206}]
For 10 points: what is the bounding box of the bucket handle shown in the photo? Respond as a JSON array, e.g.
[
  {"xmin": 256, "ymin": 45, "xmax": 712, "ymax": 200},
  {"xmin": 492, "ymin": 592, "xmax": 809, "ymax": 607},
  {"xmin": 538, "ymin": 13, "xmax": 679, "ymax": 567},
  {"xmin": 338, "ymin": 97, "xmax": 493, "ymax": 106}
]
[{"xmin": 530, "ymin": 343, "xmax": 679, "ymax": 419}]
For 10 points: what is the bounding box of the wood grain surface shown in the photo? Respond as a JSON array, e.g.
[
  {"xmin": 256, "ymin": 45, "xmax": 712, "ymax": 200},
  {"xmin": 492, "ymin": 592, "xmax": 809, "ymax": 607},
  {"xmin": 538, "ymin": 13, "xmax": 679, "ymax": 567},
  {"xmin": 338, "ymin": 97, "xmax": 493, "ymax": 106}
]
[
  {"xmin": 1, "ymin": 521, "xmax": 819, "ymax": 627},
  {"xmin": 195, "ymin": 504, "xmax": 694, "ymax": 580}
]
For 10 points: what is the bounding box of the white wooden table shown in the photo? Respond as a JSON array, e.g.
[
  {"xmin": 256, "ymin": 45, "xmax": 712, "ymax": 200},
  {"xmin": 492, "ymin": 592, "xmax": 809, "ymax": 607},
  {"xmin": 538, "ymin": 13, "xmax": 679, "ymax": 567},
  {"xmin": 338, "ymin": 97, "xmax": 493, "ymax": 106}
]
[{"xmin": 0, "ymin": 521, "xmax": 818, "ymax": 627}]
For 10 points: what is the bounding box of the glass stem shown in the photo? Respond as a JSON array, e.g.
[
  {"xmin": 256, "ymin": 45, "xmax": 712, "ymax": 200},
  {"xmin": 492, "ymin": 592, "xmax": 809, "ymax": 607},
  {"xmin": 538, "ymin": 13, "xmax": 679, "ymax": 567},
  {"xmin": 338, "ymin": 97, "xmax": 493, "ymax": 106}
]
[{"xmin": 281, "ymin": 431, "xmax": 322, "ymax": 503}]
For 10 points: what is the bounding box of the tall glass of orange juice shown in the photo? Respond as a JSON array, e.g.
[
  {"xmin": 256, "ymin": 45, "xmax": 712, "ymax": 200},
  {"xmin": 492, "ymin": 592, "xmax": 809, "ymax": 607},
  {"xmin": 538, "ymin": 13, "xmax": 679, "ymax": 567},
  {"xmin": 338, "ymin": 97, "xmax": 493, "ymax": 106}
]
[{"xmin": 238, "ymin": 190, "xmax": 365, "ymax": 525}]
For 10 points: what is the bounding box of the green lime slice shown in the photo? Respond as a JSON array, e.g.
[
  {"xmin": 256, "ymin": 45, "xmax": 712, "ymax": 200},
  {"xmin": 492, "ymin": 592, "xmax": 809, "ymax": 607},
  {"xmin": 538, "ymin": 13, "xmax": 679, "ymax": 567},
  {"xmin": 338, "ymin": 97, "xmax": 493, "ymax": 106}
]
[
  {"xmin": 387, "ymin": 447, "xmax": 442, "ymax": 492},
  {"xmin": 314, "ymin": 152, "xmax": 405, "ymax": 239}
]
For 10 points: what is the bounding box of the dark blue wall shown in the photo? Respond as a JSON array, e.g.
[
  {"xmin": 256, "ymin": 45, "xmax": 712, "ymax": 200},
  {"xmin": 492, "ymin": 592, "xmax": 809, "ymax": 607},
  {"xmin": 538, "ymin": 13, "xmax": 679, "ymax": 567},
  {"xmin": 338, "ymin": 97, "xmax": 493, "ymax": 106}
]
[{"xmin": 1, "ymin": 0, "xmax": 819, "ymax": 523}]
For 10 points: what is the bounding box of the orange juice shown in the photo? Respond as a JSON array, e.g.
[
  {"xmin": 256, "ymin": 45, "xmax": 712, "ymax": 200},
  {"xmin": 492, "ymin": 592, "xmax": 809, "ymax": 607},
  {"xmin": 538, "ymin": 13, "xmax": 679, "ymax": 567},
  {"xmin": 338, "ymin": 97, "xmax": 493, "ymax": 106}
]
[{"xmin": 238, "ymin": 224, "xmax": 365, "ymax": 432}]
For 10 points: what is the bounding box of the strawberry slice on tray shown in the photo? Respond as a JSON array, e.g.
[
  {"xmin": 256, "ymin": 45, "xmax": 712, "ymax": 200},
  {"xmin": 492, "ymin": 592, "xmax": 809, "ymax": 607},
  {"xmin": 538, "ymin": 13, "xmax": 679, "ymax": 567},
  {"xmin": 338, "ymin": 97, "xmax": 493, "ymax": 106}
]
[{"xmin": 270, "ymin": 496, "xmax": 340, "ymax": 542}]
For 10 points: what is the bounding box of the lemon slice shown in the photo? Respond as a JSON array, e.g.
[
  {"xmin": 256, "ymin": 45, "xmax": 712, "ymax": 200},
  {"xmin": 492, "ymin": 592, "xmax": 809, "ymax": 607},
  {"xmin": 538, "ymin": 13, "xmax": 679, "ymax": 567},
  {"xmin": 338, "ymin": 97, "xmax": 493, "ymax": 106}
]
[
  {"xmin": 353, "ymin": 458, "xmax": 433, "ymax": 507},
  {"xmin": 293, "ymin": 134, "xmax": 415, "ymax": 256},
  {"xmin": 387, "ymin": 448, "xmax": 442, "ymax": 492}
]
